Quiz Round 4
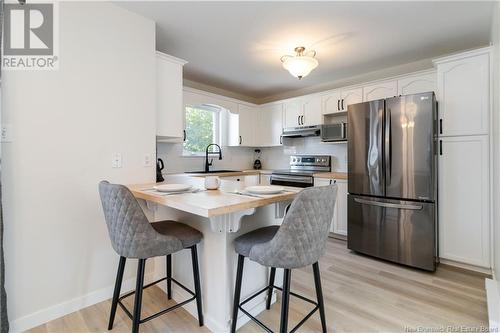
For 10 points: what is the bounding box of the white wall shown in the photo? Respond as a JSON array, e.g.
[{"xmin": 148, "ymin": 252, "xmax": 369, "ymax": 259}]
[
  {"xmin": 2, "ymin": 3, "xmax": 156, "ymax": 332},
  {"xmin": 492, "ymin": 1, "xmax": 500, "ymax": 280}
]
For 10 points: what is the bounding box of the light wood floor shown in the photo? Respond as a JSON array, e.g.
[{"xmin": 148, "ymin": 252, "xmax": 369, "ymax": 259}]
[{"xmin": 27, "ymin": 239, "xmax": 488, "ymax": 333}]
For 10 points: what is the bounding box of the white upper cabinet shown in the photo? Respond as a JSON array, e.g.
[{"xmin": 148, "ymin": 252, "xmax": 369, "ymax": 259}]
[
  {"xmin": 397, "ymin": 72, "xmax": 436, "ymax": 96},
  {"xmin": 302, "ymin": 95, "xmax": 322, "ymax": 126},
  {"xmin": 340, "ymin": 87, "xmax": 363, "ymax": 111},
  {"xmin": 322, "ymin": 90, "xmax": 342, "ymax": 115},
  {"xmin": 434, "ymin": 50, "xmax": 490, "ymax": 137},
  {"xmin": 322, "ymin": 88, "xmax": 363, "ymax": 114},
  {"xmin": 284, "ymin": 95, "xmax": 322, "ymax": 126},
  {"xmin": 283, "ymin": 99, "xmax": 303, "ymax": 128},
  {"xmin": 156, "ymin": 52, "xmax": 187, "ymax": 140},
  {"xmin": 258, "ymin": 103, "xmax": 283, "ymax": 146},
  {"xmin": 237, "ymin": 104, "xmax": 257, "ymax": 147},
  {"xmin": 438, "ymin": 135, "xmax": 490, "ymax": 268},
  {"xmin": 363, "ymin": 80, "xmax": 398, "ymax": 102}
]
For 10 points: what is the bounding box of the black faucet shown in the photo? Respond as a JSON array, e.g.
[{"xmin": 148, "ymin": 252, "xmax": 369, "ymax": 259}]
[{"xmin": 205, "ymin": 143, "xmax": 222, "ymax": 172}]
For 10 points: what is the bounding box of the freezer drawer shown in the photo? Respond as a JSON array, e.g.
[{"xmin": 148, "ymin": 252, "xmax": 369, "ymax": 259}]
[{"xmin": 347, "ymin": 195, "xmax": 436, "ymax": 271}]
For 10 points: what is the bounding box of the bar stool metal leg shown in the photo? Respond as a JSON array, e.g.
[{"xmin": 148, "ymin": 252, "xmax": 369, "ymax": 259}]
[
  {"xmin": 166, "ymin": 254, "xmax": 172, "ymax": 300},
  {"xmin": 108, "ymin": 256, "xmax": 126, "ymax": 330},
  {"xmin": 191, "ymin": 245, "xmax": 204, "ymax": 326},
  {"xmin": 231, "ymin": 255, "xmax": 245, "ymax": 333},
  {"xmin": 279, "ymin": 269, "xmax": 291, "ymax": 333},
  {"xmin": 132, "ymin": 259, "xmax": 146, "ymax": 333},
  {"xmin": 313, "ymin": 262, "xmax": 327, "ymax": 333},
  {"xmin": 266, "ymin": 267, "xmax": 276, "ymax": 310}
]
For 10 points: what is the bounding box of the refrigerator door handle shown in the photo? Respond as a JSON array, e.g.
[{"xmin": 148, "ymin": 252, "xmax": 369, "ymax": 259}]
[
  {"xmin": 385, "ymin": 108, "xmax": 392, "ymax": 184},
  {"xmin": 354, "ymin": 198, "xmax": 423, "ymax": 210}
]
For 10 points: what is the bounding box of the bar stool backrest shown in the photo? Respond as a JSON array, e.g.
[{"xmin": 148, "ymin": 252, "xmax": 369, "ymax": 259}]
[
  {"xmin": 98, "ymin": 181, "xmax": 182, "ymax": 259},
  {"xmin": 249, "ymin": 185, "xmax": 338, "ymax": 269}
]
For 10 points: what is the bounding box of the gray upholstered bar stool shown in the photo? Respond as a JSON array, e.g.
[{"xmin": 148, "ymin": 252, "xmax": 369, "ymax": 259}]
[
  {"xmin": 98, "ymin": 181, "xmax": 204, "ymax": 333},
  {"xmin": 231, "ymin": 185, "xmax": 337, "ymax": 333}
]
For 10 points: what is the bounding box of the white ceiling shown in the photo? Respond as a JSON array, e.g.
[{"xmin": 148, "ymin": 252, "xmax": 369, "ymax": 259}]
[{"xmin": 117, "ymin": 1, "xmax": 493, "ymax": 102}]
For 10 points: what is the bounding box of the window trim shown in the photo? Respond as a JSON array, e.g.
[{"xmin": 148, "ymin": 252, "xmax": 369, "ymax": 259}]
[{"xmin": 182, "ymin": 104, "xmax": 222, "ymax": 157}]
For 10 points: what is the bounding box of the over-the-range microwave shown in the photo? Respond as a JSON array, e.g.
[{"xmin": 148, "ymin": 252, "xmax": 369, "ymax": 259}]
[{"xmin": 321, "ymin": 123, "xmax": 347, "ymax": 142}]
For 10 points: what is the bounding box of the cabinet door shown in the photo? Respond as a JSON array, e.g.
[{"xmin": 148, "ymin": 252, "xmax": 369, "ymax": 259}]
[
  {"xmin": 437, "ymin": 54, "xmax": 489, "ymax": 136},
  {"xmin": 322, "ymin": 90, "xmax": 342, "ymax": 115},
  {"xmin": 398, "ymin": 72, "xmax": 436, "ymax": 96},
  {"xmin": 283, "ymin": 99, "xmax": 303, "ymax": 128},
  {"xmin": 238, "ymin": 104, "xmax": 256, "ymax": 146},
  {"xmin": 156, "ymin": 54, "xmax": 184, "ymax": 138},
  {"xmin": 259, "ymin": 104, "xmax": 283, "ymax": 146},
  {"xmin": 260, "ymin": 174, "xmax": 271, "ymax": 185},
  {"xmin": 439, "ymin": 135, "xmax": 490, "ymax": 268},
  {"xmin": 333, "ymin": 180, "xmax": 348, "ymax": 236},
  {"xmin": 340, "ymin": 88, "xmax": 363, "ymax": 111},
  {"xmin": 363, "ymin": 81, "xmax": 398, "ymax": 102},
  {"xmin": 303, "ymin": 95, "xmax": 323, "ymax": 126}
]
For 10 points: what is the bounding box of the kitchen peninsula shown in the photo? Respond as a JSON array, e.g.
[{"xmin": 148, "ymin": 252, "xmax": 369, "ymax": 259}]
[{"xmin": 128, "ymin": 180, "xmax": 301, "ymax": 332}]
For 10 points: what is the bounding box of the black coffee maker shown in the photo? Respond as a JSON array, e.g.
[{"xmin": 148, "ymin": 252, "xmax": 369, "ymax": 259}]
[
  {"xmin": 253, "ymin": 149, "xmax": 262, "ymax": 170},
  {"xmin": 156, "ymin": 158, "xmax": 165, "ymax": 182}
]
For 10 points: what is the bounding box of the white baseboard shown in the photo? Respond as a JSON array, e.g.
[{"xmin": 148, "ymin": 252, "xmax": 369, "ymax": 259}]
[
  {"xmin": 10, "ymin": 272, "xmax": 154, "ymax": 333},
  {"xmin": 439, "ymin": 258, "xmax": 492, "ymax": 276},
  {"xmin": 485, "ymin": 279, "xmax": 500, "ymax": 330}
]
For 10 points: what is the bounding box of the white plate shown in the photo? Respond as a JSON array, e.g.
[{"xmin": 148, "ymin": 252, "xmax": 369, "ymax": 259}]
[
  {"xmin": 245, "ymin": 185, "xmax": 285, "ymax": 195},
  {"xmin": 153, "ymin": 184, "xmax": 192, "ymax": 193}
]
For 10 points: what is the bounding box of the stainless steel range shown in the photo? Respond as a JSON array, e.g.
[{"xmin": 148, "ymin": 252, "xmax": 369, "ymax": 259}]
[{"xmin": 271, "ymin": 155, "xmax": 331, "ymax": 188}]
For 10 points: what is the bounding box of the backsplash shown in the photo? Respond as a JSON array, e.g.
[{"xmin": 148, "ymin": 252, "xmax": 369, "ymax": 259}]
[
  {"xmin": 157, "ymin": 136, "xmax": 347, "ymax": 174},
  {"xmin": 260, "ymin": 137, "xmax": 347, "ymax": 171}
]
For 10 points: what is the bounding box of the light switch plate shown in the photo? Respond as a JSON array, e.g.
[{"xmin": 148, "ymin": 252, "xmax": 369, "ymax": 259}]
[
  {"xmin": 112, "ymin": 153, "xmax": 122, "ymax": 168},
  {"xmin": 144, "ymin": 153, "xmax": 152, "ymax": 167}
]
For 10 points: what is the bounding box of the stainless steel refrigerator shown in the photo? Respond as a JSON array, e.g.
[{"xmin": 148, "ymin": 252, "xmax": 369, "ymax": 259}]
[{"xmin": 347, "ymin": 92, "xmax": 437, "ymax": 271}]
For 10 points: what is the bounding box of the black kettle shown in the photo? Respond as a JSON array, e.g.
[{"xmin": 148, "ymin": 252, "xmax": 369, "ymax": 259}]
[{"xmin": 156, "ymin": 158, "xmax": 165, "ymax": 183}]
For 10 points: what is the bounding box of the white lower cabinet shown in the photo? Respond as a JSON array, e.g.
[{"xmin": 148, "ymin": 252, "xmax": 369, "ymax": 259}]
[
  {"xmin": 260, "ymin": 174, "xmax": 271, "ymax": 185},
  {"xmin": 314, "ymin": 178, "xmax": 348, "ymax": 236},
  {"xmin": 220, "ymin": 175, "xmax": 259, "ymax": 192},
  {"xmin": 438, "ymin": 135, "xmax": 490, "ymax": 268}
]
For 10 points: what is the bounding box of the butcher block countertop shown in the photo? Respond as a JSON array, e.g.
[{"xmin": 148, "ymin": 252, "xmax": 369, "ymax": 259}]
[
  {"xmin": 313, "ymin": 172, "xmax": 348, "ymax": 180},
  {"xmin": 128, "ymin": 183, "xmax": 300, "ymax": 218}
]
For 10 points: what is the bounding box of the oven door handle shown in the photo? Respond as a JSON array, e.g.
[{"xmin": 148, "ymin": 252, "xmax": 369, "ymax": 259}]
[{"xmin": 271, "ymin": 174, "xmax": 313, "ymax": 184}]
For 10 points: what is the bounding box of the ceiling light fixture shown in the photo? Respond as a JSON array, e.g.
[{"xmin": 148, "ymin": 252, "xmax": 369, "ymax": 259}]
[{"xmin": 280, "ymin": 46, "xmax": 319, "ymax": 80}]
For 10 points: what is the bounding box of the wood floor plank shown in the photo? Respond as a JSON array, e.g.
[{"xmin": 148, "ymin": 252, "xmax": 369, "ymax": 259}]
[{"xmin": 26, "ymin": 239, "xmax": 488, "ymax": 333}]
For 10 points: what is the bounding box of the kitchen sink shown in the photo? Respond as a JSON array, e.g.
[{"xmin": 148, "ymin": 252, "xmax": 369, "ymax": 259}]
[{"xmin": 184, "ymin": 170, "xmax": 242, "ymax": 174}]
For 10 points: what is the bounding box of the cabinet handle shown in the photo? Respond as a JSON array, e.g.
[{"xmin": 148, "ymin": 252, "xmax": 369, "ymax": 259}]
[
  {"xmin": 439, "ymin": 119, "xmax": 443, "ymax": 135},
  {"xmin": 183, "ymin": 130, "xmax": 186, "ymax": 142},
  {"xmin": 439, "ymin": 140, "xmax": 443, "ymax": 155},
  {"xmin": 239, "ymin": 135, "xmax": 242, "ymax": 145},
  {"xmin": 329, "ymin": 179, "xmax": 332, "ymax": 185},
  {"xmin": 301, "ymin": 115, "xmax": 304, "ymax": 125},
  {"xmin": 280, "ymin": 135, "xmax": 283, "ymax": 144},
  {"xmin": 337, "ymin": 99, "xmax": 340, "ymax": 111},
  {"xmin": 297, "ymin": 115, "xmax": 300, "ymax": 126},
  {"xmin": 341, "ymin": 99, "xmax": 344, "ymax": 110}
]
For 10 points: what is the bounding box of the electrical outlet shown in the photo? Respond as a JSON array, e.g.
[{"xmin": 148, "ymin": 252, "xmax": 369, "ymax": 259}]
[
  {"xmin": 144, "ymin": 154, "xmax": 152, "ymax": 167},
  {"xmin": 112, "ymin": 153, "xmax": 122, "ymax": 168},
  {"xmin": 1, "ymin": 124, "xmax": 13, "ymax": 142}
]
